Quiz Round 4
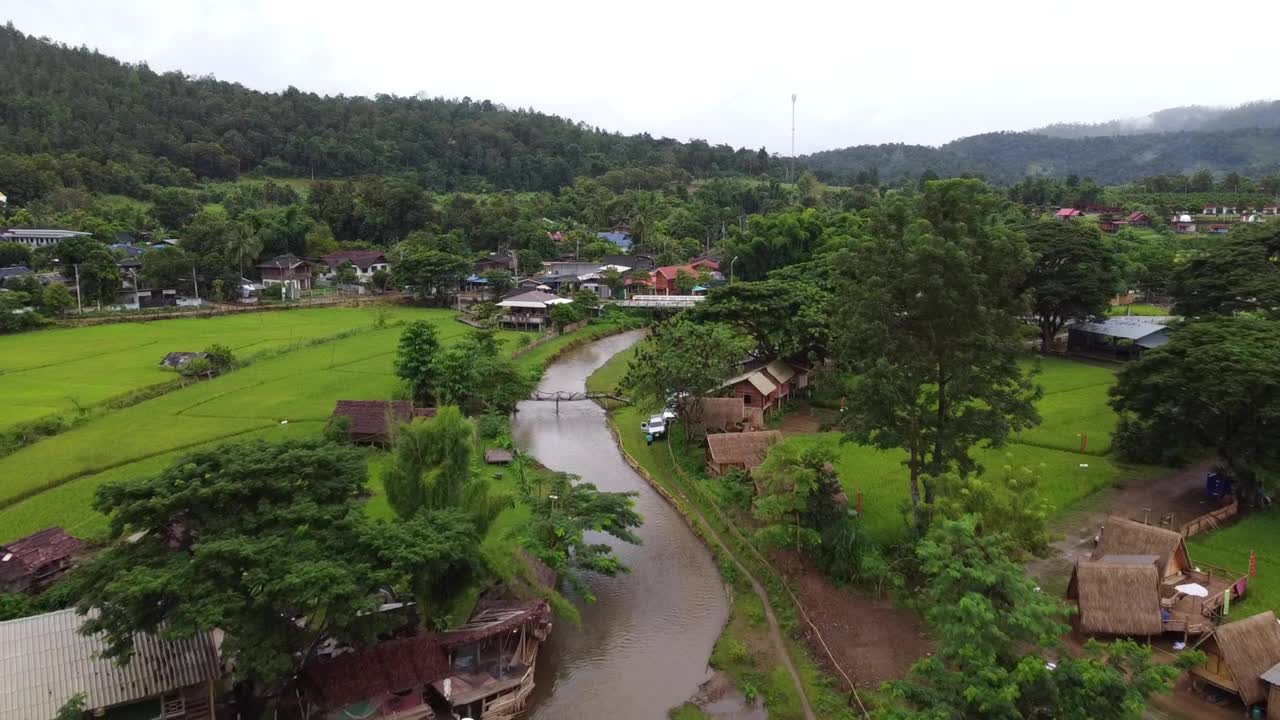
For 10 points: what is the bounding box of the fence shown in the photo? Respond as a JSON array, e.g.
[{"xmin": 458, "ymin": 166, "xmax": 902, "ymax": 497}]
[{"xmin": 1180, "ymin": 500, "xmax": 1239, "ymax": 538}]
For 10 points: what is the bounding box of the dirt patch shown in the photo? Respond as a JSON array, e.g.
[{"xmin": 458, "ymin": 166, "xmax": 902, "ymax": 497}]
[
  {"xmin": 689, "ymin": 670, "xmax": 768, "ymax": 720},
  {"xmin": 771, "ymin": 551, "xmax": 932, "ymax": 690},
  {"xmin": 775, "ymin": 405, "xmax": 837, "ymax": 436},
  {"xmin": 1148, "ymin": 675, "xmax": 1247, "ymax": 720},
  {"xmin": 1027, "ymin": 459, "xmax": 1218, "ymax": 592}
]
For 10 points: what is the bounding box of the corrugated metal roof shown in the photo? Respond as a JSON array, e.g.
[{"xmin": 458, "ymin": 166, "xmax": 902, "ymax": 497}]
[
  {"xmin": 0, "ymin": 608, "xmax": 220, "ymax": 719},
  {"xmin": 1071, "ymin": 317, "xmax": 1173, "ymax": 341},
  {"xmin": 764, "ymin": 360, "xmax": 796, "ymax": 385},
  {"xmin": 1261, "ymin": 660, "xmax": 1280, "ymax": 686},
  {"xmin": 721, "ymin": 369, "xmax": 777, "ymax": 396}
]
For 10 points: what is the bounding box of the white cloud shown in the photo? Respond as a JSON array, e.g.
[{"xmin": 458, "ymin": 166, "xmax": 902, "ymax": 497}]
[{"xmin": 7, "ymin": 0, "xmax": 1278, "ymax": 153}]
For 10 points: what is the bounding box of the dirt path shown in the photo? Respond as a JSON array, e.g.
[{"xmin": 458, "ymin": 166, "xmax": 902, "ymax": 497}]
[
  {"xmin": 1027, "ymin": 459, "xmax": 1216, "ymax": 591},
  {"xmin": 772, "ymin": 551, "xmax": 932, "ymax": 688}
]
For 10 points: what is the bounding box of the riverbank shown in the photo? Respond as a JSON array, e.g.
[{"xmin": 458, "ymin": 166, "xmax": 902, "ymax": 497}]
[{"xmin": 587, "ymin": 351, "xmax": 868, "ymax": 720}]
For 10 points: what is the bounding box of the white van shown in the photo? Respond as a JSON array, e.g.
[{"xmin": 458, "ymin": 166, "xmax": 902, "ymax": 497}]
[{"xmin": 641, "ymin": 414, "xmax": 666, "ymax": 439}]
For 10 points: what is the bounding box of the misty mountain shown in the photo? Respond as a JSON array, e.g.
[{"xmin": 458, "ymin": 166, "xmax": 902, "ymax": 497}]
[{"xmin": 1034, "ymin": 100, "xmax": 1280, "ymax": 139}]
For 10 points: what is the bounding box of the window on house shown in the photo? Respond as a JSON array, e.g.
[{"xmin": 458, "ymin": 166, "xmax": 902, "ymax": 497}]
[{"xmin": 742, "ymin": 394, "xmax": 752, "ymax": 406}]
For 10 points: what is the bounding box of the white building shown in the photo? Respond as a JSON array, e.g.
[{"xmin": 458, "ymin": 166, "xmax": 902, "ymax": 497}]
[{"xmin": 0, "ymin": 228, "xmax": 91, "ymax": 247}]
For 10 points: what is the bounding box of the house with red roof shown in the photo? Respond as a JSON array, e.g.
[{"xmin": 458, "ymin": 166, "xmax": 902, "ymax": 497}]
[
  {"xmin": 652, "ymin": 259, "xmax": 722, "ymax": 295},
  {"xmin": 1126, "ymin": 211, "xmax": 1150, "ymax": 226},
  {"xmin": 0, "ymin": 527, "xmax": 82, "ymax": 593},
  {"xmin": 1055, "ymin": 208, "xmax": 1084, "ymax": 221}
]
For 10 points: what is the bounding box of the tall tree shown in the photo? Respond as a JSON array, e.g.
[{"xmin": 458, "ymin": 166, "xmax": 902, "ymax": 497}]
[
  {"xmin": 688, "ymin": 279, "xmax": 833, "ymax": 360},
  {"xmin": 832, "ymin": 181, "xmax": 1040, "ymax": 525},
  {"xmin": 622, "ymin": 318, "xmax": 752, "ymax": 440},
  {"xmin": 394, "ymin": 320, "xmax": 441, "ymax": 405},
  {"xmin": 1110, "ymin": 317, "xmax": 1280, "ymax": 502},
  {"xmin": 1023, "ymin": 220, "xmax": 1118, "ymax": 353}
]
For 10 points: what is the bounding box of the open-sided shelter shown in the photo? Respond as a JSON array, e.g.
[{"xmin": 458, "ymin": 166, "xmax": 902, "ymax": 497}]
[{"xmin": 1191, "ymin": 611, "xmax": 1280, "ymax": 709}]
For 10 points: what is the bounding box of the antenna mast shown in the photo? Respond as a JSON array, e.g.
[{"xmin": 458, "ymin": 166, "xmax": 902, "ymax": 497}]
[{"xmin": 790, "ymin": 93, "xmax": 797, "ymax": 183}]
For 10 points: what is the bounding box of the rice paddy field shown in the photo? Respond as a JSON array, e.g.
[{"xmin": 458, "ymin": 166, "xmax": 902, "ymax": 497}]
[
  {"xmin": 0, "ymin": 307, "xmax": 440, "ymax": 430},
  {"xmin": 0, "ymin": 306, "xmax": 602, "ymax": 543}
]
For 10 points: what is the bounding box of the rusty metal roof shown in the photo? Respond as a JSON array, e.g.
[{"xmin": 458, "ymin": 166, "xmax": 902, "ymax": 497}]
[{"xmin": 0, "ymin": 608, "xmax": 220, "ymax": 718}]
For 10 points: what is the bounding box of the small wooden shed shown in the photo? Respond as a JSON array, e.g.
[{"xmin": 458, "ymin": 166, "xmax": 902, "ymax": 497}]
[
  {"xmin": 1067, "ymin": 558, "xmax": 1165, "ymax": 636},
  {"xmin": 705, "ymin": 430, "xmax": 782, "ymax": 476},
  {"xmin": 1191, "ymin": 610, "xmax": 1280, "ymax": 709}
]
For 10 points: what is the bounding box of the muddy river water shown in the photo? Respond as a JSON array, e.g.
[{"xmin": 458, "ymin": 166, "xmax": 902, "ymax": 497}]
[{"xmin": 513, "ymin": 330, "xmax": 730, "ymax": 719}]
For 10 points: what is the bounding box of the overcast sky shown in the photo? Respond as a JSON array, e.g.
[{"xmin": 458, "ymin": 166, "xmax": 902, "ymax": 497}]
[{"xmin": 8, "ymin": 1, "xmax": 1278, "ymax": 154}]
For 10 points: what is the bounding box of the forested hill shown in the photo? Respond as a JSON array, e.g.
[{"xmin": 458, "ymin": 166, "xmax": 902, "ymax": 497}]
[
  {"xmin": 0, "ymin": 24, "xmax": 774, "ymax": 194},
  {"xmin": 800, "ymin": 126, "xmax": 1280, "ymax": 186},
  {"xmin": 1034, "ymin": 100, "xmax": 1280, "ymax": 139}
]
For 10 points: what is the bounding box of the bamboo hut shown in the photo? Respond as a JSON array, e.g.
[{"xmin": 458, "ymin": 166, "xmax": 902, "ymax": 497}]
[
  {"xmin": 1191, "ymin": 611, "xmax": 1280, "ymax": 710},
  {"xmin": 1093, "ymin": 516, "xmax": 1190, "ymax": 580},
  {"xmin": 1067, "ymin": 558, "xmax": 1164, "ymax": 636},
  {"xmin": 705, "ymin": 430, "xmax": 782, "ymax": 476}
]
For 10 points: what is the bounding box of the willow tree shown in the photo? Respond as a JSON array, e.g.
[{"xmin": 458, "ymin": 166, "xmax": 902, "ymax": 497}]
[{"xmin": 383, "ymin": 406, "xmax": 510, "ymax": 531}]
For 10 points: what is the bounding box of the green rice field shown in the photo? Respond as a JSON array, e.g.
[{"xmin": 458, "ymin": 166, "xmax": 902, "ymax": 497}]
[
  {"xmin": 0, "ymin": 307, "xmax": 443, "ymax": 430},
  {"xmin": 0, "ymin": 307, "xmax": 611, "ymax": 543}
]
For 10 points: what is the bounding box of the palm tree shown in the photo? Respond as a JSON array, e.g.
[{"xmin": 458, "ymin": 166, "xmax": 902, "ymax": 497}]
[{"xmin": 225, "ymin": 230, "xmax": 263, "ymax": 278}]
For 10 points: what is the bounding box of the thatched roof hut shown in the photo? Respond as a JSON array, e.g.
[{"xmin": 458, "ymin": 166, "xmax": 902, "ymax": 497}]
[
  {"xmin": 705, "ymin": 430, "xmax": 782, "ymax": 476},
  {"xmin": 697, "ymin": 397, "xmax": 748, "ymax": 433},
  {"xmin": 1192, "ymin": 611, "xmax": 1280, "ymax": 706},
  {"xmin": 1068, "ymin": 559, "xmax": 1164, "ymax": 636},
  {"xmin": 1093, "ymin": 516, "xmax": 1190, "ymax": 579}
]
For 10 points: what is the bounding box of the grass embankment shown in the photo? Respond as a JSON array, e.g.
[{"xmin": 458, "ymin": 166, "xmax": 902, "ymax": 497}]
[
  {"xmin": 590, "ymin": 351, "xmax": 858, "ymax": 720},
  {"xmin": 0, "ymin": 311, "xmax": 626, "ymax": 544},
  {"xmin": 1106, "ymin": 304, "xmax": 1171, "ymax": 317},
  {"xmin": 1189, "ymin": 511, "xmax": 1280, "ymax": 616}
]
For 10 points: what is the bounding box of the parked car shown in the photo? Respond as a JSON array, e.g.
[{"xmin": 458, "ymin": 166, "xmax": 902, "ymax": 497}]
[{"xmin": 641, "ymin": 414, "xmax": 667, "ymax": 439}]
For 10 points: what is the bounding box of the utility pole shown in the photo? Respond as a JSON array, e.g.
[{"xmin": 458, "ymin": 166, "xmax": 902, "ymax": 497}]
[
  {"xmin": 790, "ymin": 93, "xmax": 797, "ymax": 184},
  {"xmin": 73, "ymin": 263, "xmax": 83, "ymax": 315},
  {"xmin": 191, "ymin": 264, "xmax": 200, "ymax": 302}
]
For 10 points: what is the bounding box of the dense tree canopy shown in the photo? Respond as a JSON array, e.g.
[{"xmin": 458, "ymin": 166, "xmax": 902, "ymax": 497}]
[
  {"xmin": 1022, "ymin": 220, "xmax": 1118, "ymax": 352},
  {"xmin": 1111, "ymin": 317, "xmax": 1280, "ymax": 500},
  {"xmin": 1172, "ymin": 223, "xmax": 1280, "ymax": 317},
  {"xmin": 69, "ymin": 438, "xmax": 480, "ymax": 716}
]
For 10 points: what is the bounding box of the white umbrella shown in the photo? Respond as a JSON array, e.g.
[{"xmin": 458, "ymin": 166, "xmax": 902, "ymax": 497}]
[{"xmin": 1175, "ymin": 583, "xmax": 1209, "ymax": 597}]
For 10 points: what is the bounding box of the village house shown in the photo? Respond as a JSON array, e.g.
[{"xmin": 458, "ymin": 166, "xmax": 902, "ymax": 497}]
[
  {"xmin": 495, "ymin": 290, "xmax": 572, "ymax": 330},
  {"xmin": 1190, "ymin": 610, "xmax": 1280, "ymax": 715},
  {"xmin": 258, "ymin": 254, "xmax": 313, "ymax": 293},
  {"xmin": 1202, "ymin": 205, "xmax": 1239, "ymax": 216},
  {"xmin": 1263, "ymin": 204, "xmax": 1280, "ymax": 216},
  {"xmin": 473, "ymin": 253, "xmax": 515, "ymax": 276},
  {"xmin": 0, "ymin": 265, "xmax": 33, "ymax": 286},
  {"xmin": 1067, "ymin": 316, "xmax": 1173, "ymax": 361},
  {"xmin": 1170, "ymin": 214, "xmax": 1197, "ymax": 234},
  {"xmin": 1126, "ymin": 211, "xmax": 1151, "ymax": 226},
  {"xmin": 0, "ymin": 607, "xmax": 221, "ymax": 719},
  {"xmin": 705, "ymin": 430, "xmax": 783, "ymax": 476},
  {"xmin": 1207, "ymin": 223, "xmax": 1232, "ymax": 235},
  {"xmin": 303, "ymin": 599, "xmax": 552, "ymax": 720},
  {"xmin": 717, "ymin": 359, "xmax": 810, "ymax": 416},
  {"xmin": 651, "ymin": 259, "xmax": 721, "ymax": 295},
  {"xmin": 1054, "ymin": 208, "xmax": 1084, "ymax": 221},
  {"xmin": 0, "ymin": 227, "xmax": 90, "ymax": 247},
  {"xmin": 322, "ymin": 251, "xmax": 390, "ymax": 282},
  {"xmin": 331, "ymin": 400, "xmax": 438, "ymax": 444},
  {"xmin": 1068, "ymin": 517, "xmax": 1246, "ymax": 638},
  {"xmin": 0, "ymin": 526, "xmax": 82, "ymax": 593},
  {"xmin": 595, "ymin": 228, "xmax": 633, "ymax": 250}
]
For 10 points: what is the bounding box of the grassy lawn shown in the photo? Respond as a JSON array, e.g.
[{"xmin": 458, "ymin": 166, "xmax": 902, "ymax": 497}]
[
  {"xmin": 0, "ymin": 306, "xmax": 440, "ymax": 430},
  {"xmin": 1106, "ymin": 303, "xmax": 1170, "ymax": 317},
  {"xmin": 595, "ymin": 347, "xmax": 1158, "ymax": 546},
  {"xmin": 1189, "ymin": 511, "xmax": 1280, "ymax": 616}
]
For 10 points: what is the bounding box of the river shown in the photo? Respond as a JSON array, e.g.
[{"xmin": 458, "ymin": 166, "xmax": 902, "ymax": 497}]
[{"xmin": 512, "ymin": 330, "xmax": 730, "ymax": 719}]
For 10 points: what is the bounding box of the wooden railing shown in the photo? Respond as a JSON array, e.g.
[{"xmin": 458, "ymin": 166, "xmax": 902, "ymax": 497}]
[{"xmin": 1180, "ymin": 500, "xmax": 1239, "ymax": 538}]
